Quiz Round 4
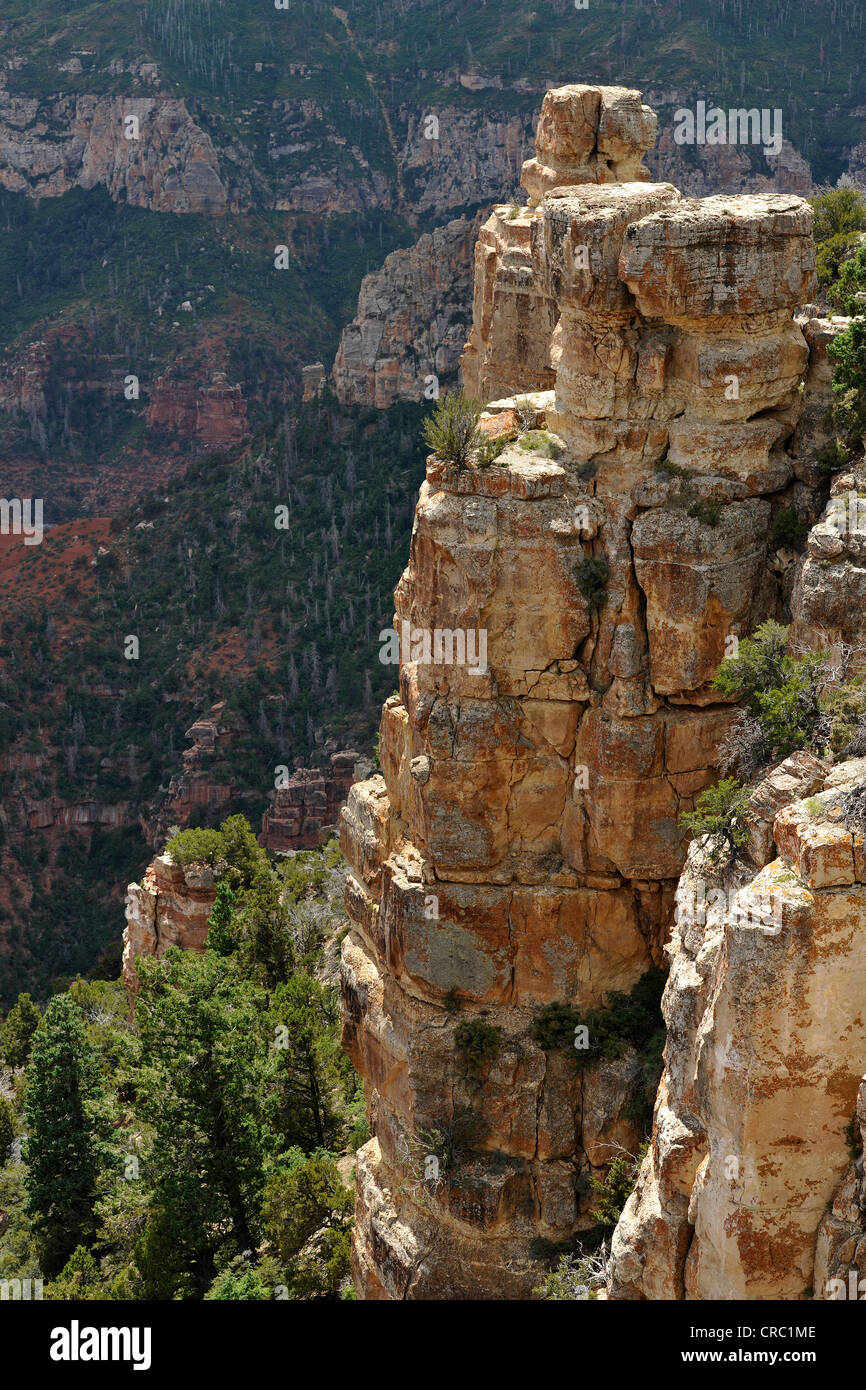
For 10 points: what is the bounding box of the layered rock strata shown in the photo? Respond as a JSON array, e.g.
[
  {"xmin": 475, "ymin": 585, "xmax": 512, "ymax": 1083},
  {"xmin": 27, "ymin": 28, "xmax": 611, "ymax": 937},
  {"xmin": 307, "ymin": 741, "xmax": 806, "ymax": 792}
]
[
  {"xmin": 340, "ymin": 83, "xmax": 822, "ymax": 1299},
  {"xmin": 332, "ymin": 218, "xmax": 479, "ymax": 409},
  {"xmin": 122, "ymin": 853, "xmax": 217, "ymax": 996},
  {"xmin": 610, "ymin": 756, "xmax": 866, "ymax": 1300},
  {"xmin": 260, "ymin": 752, "xmax": 364, "ymax": 852}
]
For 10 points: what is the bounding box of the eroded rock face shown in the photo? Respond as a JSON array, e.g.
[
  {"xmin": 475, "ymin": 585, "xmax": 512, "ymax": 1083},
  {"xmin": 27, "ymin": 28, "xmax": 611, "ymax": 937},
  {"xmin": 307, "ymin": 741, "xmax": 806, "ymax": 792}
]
[
  {"xmin": 260, "ymin": 752, "xmax": 364, "ymax": 852},
  {"xmin": 789, "ymin": 453, "xmax": 866, "ymax": 655},
  {"xmin": 122, "ymin": 854, "xmax": 217, "ymax": 996},
  {"xmin": 343, "ymin": 83, "xmax": 824, "ymax": 1299},
  {"xmin": 146, "ymin": 370, "xmax": 248, "ymax": 447},
  {"xmin": 610, "ymin": 761, "xmax": 866, "ymax": 1300},
  {"xmin": 333, "ymin": 218, "xmax": 479, "ymax": 408},
  {"xmin": 0, "ymin": 93, "xmax": 227, "ymax": 214}
]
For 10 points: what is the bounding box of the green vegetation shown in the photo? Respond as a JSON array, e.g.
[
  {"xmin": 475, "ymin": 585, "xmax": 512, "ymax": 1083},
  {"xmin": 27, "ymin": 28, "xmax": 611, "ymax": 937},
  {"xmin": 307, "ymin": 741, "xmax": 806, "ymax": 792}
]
[
  {"xmin": 810, "ymin": 188, "xmax": 866, "ymax": 288},
  {"xmin": 531, "ymin": 969, "xmax": 666, "ymax": 1098},
  {"xmin": 518, "ymin": 429, "xmax": 564, "ymax": 459},
  {"xmin": 712, "ymin": 621, "xmax": 829, "ymax": 764},
  {"xmin": 687, "ymin": 499, "xmax": 723, "ymax": 528},
  {"xmin": 679, "ymin": 778, "xmax": 752, "ymax": 866},
  {"xmin": 453, "ymin": 1018, "xmax": 501, "ymax": 1078},
  {"xmin": 422, "ymin": 390, "xmax": 485, "ymax": 469},
  {"xmin": 0, "ymin": 826, "xmax": 363, "ymax": 1300},
  {"xmin": 23, "ymin": 994, "xmax": 113, "ymax": 1276},
  {"xmin": 0, "ymin": 394, "xmax": 428, "ymax": 1003},
  {"xmin": 589, "ymin": 1144, "xmax": 648, "ymax": 1230},
  {"xmin": 769, "ymin": 507, "xmax": 809, "ymax": 551},
  {"xmin": 574, "ymin": 556, "xmax": 610, "ymax": 614},
  {"xmin": 0, "ymin": 993, "xmax": 41, "ymax": 1070}
]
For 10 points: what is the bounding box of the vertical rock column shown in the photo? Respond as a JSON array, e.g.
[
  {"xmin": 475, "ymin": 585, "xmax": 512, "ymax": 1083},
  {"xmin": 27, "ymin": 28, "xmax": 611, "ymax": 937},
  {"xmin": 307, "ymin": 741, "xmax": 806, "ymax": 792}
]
[{"xmin": 341, "ymin": 84, "xmax": 819, "ymax": 1300}]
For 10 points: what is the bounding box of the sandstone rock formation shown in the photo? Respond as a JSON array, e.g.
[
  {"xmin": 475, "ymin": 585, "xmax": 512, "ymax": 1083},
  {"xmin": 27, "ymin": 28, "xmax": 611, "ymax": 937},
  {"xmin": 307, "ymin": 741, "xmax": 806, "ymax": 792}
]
[
  {"xmin": 332, "ymin": 218, "xmax": 479, "ymax": 408},
  {"xmin": 339, "ymin": 83, "xmax": 826, "ymax": 1299},
  {"xmin": 610, "ymin": 757, "xmax": 866, "ymax": 1300},
  {"xmin": 260, "ymin": 751, "xmax": 365, "ymax": 852},
  {"xmin": 122, "ymin": 853, "xmax": 217, "ymax": 996},
  {"xmin": 789, "ymin": 452, "xmax": 866, "ymax": 657},
  {"xmin": 0, "ymin": 93, "xmax": 227, "ymax": 214},
  {"xmin": 147, "ymin": 370, "xmax": 248, "ymax": 448}
]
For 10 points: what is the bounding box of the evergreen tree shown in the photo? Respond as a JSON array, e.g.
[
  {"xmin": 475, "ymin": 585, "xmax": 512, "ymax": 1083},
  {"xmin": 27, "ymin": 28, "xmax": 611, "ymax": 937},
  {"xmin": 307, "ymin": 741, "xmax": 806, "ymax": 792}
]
[
  {"xmin": 1, "ymin": 992, "xmax": 41, "ymax": 1069},
  {"xmin": 22, "ymin": 995, "xmax": 111, "ymax": 1275},
  {"xmin": 206, "ymin": 881, "xmax": 237, "ymax": 956},
  {"xmin": 270, "ymin": 973, "xmax": 344, "ymax": 1149},
  {"xmin": 0, "ymin": 1095, "xmax": 15, "ymax": 1164},
  {"xmin": 134, "ymin": 949, "xmax": 275, "ymax": 1293}
]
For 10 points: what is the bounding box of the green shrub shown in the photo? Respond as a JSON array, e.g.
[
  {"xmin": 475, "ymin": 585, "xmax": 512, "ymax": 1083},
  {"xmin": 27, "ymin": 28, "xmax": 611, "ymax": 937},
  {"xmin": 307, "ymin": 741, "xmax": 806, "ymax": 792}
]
[
  {"xmin": 575, "ymin": 556, "xmax": 610, "ymax": 613},
  {"xmin": 679, "ymin": 778, "xmax": 751, "ymax": 865},
  {"xmin": 817, "ymin": 231, "xmax": 863, "ymax": 289},
  {"xmin": 589, "ymin": 1144, "xmax": 647, "ymax": 1229},
  {"xmin": 656, "ymin": 455, "xmax": 688, "ymax": 478},
  {"xmin": 475, "ymin": 434, "xmax": 507, "ymax": 467},
  {"xmin": 819, "ymin": 678, "xmax": 866, "ymax": 755},
  {"xmin": 421, "ymin": 390, "xmax": 484, "ymax": 469},
  {"xmin": 817, "ymin": 438, "xmax": 851, "ymax": 474},
  {"xmin": 0, "ymin": 1095, "xmax": 15, "ymax": 1164},
  {"xmin": 453, "ymin": 1019, "xmax": 500, "ymax": 1077},
  {"xmin": 532, "ymin": 1001, "xmax": 582, "ymax": 1051},
  {"xmin": 518, "ymin": 429, "xmax": 563, "ymax": 459},
  {"xmin": 165, "ymin": 826, "xmax": 226, "ymax": 867},
  {"xmin": 712, "ymin": 620, "xmax": 791, "ymax": 705},
  {"xmin": 532, "ymin": 969, "xmax": 666, "ymax": 1080},
  {"xmin": 810, "ymin": 187, "xmax": 866, "ymax": 246},
  {"xmin": 769, "ymin": 507, "xmax": 809, "ymax": 551}
]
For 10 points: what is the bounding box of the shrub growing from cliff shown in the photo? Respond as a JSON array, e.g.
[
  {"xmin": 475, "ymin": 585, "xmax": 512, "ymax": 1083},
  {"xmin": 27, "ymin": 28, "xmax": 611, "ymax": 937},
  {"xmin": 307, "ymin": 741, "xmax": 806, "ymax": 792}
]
[
  {"xmin": 422, "ymin": 390, "xmax": 484, "ymax": 468},
  {"xmin": 712, "ymin": 621, "xmax": 830, "ymax": 764},
  {"xmin": 454, "ymin": 1018, "xmax": 501, "ymax": 1078},
  {"xmin": 532, "ymin": 969, "xmax": 666, "ymax": 1077},
  {"xmin": 679, "ymin": 778, "xmax": 751, "ymax": 866},
  {"xmin": 574, "ymin": 555, "xmax": 610, "ymax": 613}
]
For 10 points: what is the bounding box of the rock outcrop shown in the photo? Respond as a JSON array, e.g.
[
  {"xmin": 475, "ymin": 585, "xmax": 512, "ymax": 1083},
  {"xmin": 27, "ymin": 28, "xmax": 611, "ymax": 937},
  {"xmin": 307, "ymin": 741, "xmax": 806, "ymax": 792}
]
[
  {"xmin": 610, "ymin": 757, "xmax": 866, "ymax": 1300},
  {"xmin": 339, "ymin": 83, "xmax": 825, "ymax": 1299},
  {"xmin": 260, "ymin": 751, "xmax": 365, "ymax": 852},
  {"xmin": 146, "ymin": 370, "xmax": 248, "ymax": 448},
  {"xmin": 332, "ymin": 218, "xmax": 479, "ymax": 408},
  {"xmin": 122, "ymin": 853, "xmax": 217, "ymax": 995},
  {"xmin": 0, "ymin": 92, "xmax": 227, "ymax": 214}
]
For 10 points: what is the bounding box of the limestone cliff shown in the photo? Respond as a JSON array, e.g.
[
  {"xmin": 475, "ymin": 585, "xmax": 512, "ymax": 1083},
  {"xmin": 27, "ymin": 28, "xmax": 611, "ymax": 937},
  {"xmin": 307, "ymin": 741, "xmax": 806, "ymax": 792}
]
[{"xmin": 338, "ymin": 83, "xmax": 827, "ymax": 1299}]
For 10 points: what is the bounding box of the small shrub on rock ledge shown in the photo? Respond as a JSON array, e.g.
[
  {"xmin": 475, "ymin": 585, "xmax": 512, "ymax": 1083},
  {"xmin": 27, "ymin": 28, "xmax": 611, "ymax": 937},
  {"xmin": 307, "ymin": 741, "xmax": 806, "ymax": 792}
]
[
  {"xmin": 679, "ymin": 777, "xmax": 751, "ymax": 866},
  {"xmin": 422, "ymin": 389, "xmax": 484, "ymax": 468},
  {"xmin": 454, "ymin": 1018, "xmax": 500, "ymax": 1077}
]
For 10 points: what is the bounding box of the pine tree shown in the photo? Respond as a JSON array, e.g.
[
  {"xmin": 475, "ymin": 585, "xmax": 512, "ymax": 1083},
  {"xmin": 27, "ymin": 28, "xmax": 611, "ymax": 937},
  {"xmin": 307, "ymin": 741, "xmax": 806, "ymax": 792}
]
[
  {"xmin": 134, "ymin": 950, "xmax": 275, "ymax": 1293},
  {"xmin": 22, "ymin": 995, "xmax": 111, "ymax": 1276},
  {"xmin": 1, "ymin": 992, "xmax": 41, "ymax": 1069},
  {"xmin": 206, "ymin": 881, "xmax": 237, "ymax": 956}
]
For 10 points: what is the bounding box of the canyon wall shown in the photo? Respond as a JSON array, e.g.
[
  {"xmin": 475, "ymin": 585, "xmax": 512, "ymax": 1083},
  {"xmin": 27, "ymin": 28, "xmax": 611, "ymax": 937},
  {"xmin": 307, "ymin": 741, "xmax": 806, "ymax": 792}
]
[
  {"xmin": 338, "ymin": 84, "xmax": 827, "ymax": 1299},
  {"xmin": 610, "ymin": 753, "xmax": 866, "ymax": 1300},
  {"xmin": 332, "ymin": 218, "xmax": 480, "ymax": 409},
  {"xmin": 609, "ymin": 452, "xmax": 866, "ymax": 1302},
  {"xmin": 0, "ymin": 92, "xmax": 227, "ymax": 213}
]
